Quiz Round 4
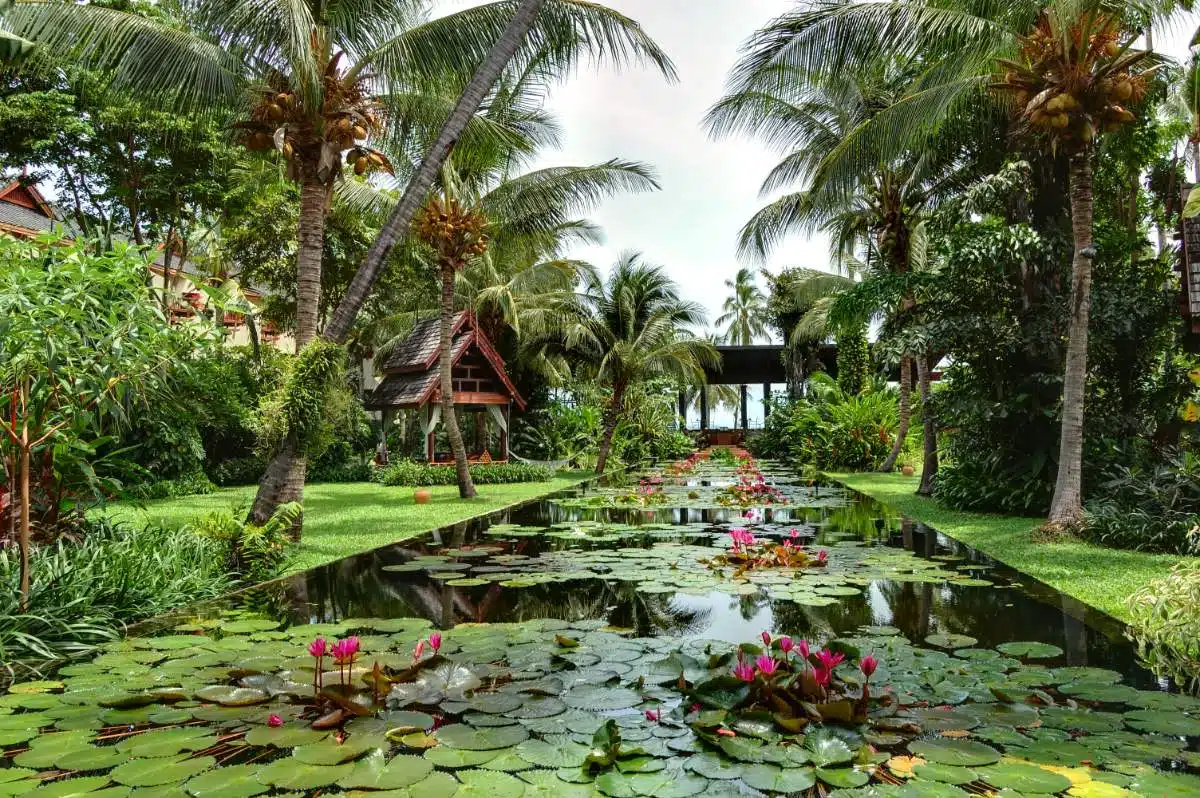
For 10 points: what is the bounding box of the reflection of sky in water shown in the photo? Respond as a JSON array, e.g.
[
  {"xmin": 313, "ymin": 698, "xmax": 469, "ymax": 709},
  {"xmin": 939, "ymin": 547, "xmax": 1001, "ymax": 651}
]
[{"xmin": 670, "ymin": 593, "xmax": 773, "ymax": 646}]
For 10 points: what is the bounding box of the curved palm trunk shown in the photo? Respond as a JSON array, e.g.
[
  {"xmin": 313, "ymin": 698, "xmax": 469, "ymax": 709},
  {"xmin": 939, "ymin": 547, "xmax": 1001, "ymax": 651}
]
[
  {"xmin": 916, "ymin": 354, "xmax": 938, "ymax": 496},
  {"xmin": 440, "ymin": 265, "xmax": 476, "ymax": 498},
  {"xmin": 595, "ymin": 381, "xmax": 627, "ymax": 475},
  {"xmin": 1048, "ymin": 150, "xmax": 1095, "ymax": 530},
  {"xmin": 880, "ymin": 356, "xmax": 912, "ymax": 473},
  {"xmin": 251, "ymin": 0, "xmax": 547, "ymax": 527},
  {"xmin": 323, "ymin": 0, "xmax": 548, "ymax": 343}
]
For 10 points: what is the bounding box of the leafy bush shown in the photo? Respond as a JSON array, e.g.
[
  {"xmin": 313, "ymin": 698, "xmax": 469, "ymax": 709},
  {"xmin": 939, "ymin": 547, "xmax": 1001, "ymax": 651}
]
[
  {"xmin": 1081, "ymin": 449, "xmax": 1200, "ymax": 555},
  {"xmin": 190, "ymin": 503, "xmax": 298, "ymax": 585},
  {"xmin": 126, "ymin": 471, "xmax": 217, "ymax": 500},
  {"xmin": 210, "ymin": 455, "xmax": 267, "ymax": 486},
  {"xmin": 1127, "ymin": 559, "xmax": 1200, "ymax": 693},
  {"xmin": 307, "ymin": 460, "xmax": 372, "ymax": 483},
  {"xmin": 372, "ymin": 460, "xmax": 552, "ymax": 487},
  {"xmin": 0, "ymin": 518, "xmax": 234, "ymax": 673},
  {"xmin": 750, "ymin": 377, "xmax": 898, "ymax": 471}
]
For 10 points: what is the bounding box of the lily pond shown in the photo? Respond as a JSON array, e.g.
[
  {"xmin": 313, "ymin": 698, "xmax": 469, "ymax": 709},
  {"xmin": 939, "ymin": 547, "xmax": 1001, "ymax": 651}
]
[{"xmin": 3, "ymin": 455, "xmax": 1200, "ymax": 797}]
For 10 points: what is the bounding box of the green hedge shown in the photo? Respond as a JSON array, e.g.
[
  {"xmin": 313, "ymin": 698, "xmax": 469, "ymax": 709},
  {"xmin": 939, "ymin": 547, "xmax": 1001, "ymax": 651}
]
[{"xmin": 372, "ymin": 460, "xmax": 553, "ymax": 487}]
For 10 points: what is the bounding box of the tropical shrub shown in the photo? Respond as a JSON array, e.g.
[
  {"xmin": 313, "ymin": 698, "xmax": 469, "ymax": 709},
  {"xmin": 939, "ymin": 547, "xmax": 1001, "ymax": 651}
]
[
  {"xmin": 127, "ymin": 472, "xmax": 218, "ymax": 500},
  {"xmin": 1127, "ymin": 559, "xmax": 1200, "ymax": 693},
  {"xmin": 1081, "ymin": 449, "xmax": 1200, "ymax": 555},
  {"xmin": 210, "ymin": 455, "xmax": 268, "ymax": 487},
  {"xmin": 750, "ymin": 378, "xmax": 898, "ymax": 471},
  {"xmin": 190, "ymin": 503, "xmax": 299, "ymax": 585},
  {"xmin": 0, "ymin": 517, "xmax": 233, "ymax": 673},
  {"xmin": 372, "ymin": 461, "xmax": 553, "ymax": 487}
]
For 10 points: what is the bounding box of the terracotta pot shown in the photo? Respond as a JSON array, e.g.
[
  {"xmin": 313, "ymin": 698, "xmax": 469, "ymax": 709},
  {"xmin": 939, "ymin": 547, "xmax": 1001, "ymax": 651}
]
[
  {"xmin": 413, "ymin": 488, "xmax": 432, "ymax": 505},
  {"xmin": 900, "ymin": 465, "xmax": 915, "ymax": 477}
]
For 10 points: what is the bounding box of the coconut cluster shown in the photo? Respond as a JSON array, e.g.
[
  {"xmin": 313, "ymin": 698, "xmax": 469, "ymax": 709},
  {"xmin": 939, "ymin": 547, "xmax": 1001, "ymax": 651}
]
[
  {"xmin": 997, "ymin": 12, "xmax": 1149, "ymax": 149},
  {"xmin": 415, "ymin": 195, "xmax": 490, "ymax": 271},
  {"xmin": 238, "ymin": 51, "xmax": 392, "ymax": 181}
]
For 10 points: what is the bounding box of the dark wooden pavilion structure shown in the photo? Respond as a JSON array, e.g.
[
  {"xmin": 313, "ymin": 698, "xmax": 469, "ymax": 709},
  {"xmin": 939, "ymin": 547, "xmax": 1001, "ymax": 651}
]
[{"xmin": 364, "ymin": 312, "xmax": 526, "ymax": 463}]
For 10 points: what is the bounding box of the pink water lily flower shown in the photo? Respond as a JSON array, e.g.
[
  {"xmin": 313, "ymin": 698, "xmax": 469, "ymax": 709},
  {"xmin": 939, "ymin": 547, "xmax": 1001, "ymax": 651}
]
[
  {"xmin": 788, "ymin": 528, "xmax": 800, "ymax": 539},
  {"xmin": 732, "ymin": 660, "xmax": 756, "ymax": 682},
  {"xmin": 779, "ymin": 636, "xmax": 794, "ymax": 655},
  {"xmin": 860, "ymin": 654, "xmax": 879, "ymax": 680},
  {"xmin": 813, "ymin": 665, "xmax": 831, "ymax": 687},
  {"xmin": 268, "ymin": 714, "xmax": 283, "ymax": 727},
  {"xmin": 816, "ymin": 648, "xmax": 845, "ymax": 672},
  {"xmin": 755, "ymin": 655, "xmax": 779, "ymax": 677},
  {"xmin": 331, "ymin": 636, "xmax": 360, "ymax": 664},
  {"xmin": 798, "ymin": 639, "xmax": 810, "ymax": 660},
  {"xmin": 413, "ymin": 639, "xmax": 426, "ymax": 661},
  {"xmin": 308, "ymin": 637, "xmax": 328, "ymax": 659},
  {"xmin": 816, "ymin": 550, "xmax": 828, "ymax": 563},
  {"xmin": 428, "ymin": 633, "xmax": 442, "ymax": 654},
  {"xmin": 761, "ymin": 631, "xmax": 771, "ymax": 648},
  {"xmin": 644, "ymin": 709, "xmax": 661, "ymax": 723}
]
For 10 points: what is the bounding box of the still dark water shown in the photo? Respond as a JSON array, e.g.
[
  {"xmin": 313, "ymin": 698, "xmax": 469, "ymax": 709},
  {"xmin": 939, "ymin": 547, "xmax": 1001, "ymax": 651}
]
[{"xmin": 207, "ymin": 475, "xmax": 1161, "ymax": 691}]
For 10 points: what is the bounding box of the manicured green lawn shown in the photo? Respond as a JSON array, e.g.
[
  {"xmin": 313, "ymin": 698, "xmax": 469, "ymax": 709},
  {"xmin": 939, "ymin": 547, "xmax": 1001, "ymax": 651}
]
[
  {"xmin": 829, "ymin": 471, "xmax": 1197, "ymax": 623},
  {"xmin": 103, "ymin": 475, "xmax": 592, "ymax": 574}
]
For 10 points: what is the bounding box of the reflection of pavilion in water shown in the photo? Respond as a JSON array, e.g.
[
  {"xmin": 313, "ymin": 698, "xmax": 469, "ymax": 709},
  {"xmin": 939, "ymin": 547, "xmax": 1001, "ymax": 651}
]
[{"xmin": 281, "ymin": 481, "xmax": 1155, "ymax": 689}]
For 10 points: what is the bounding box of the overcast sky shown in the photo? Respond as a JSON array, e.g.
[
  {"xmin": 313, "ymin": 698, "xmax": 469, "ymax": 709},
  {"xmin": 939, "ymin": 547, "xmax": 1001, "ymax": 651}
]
[{"xmin": 444, "ymin": 0, "xmax": 810, "ymax": 342}]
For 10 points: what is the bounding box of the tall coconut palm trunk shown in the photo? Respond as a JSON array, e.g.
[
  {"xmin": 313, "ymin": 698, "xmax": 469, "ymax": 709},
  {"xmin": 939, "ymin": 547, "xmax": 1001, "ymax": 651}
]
[
  {"xmin": 596, "ymin": 382, "xmax": 626, "ymax": 475},
  {"xmin": 440, "ymin": 265, "xmax": 476, "ymax": 498},
  {"xmin": 1048, "ymin": 149, "xmax": 1095, "ymax": 529},
  {"xmin": 295, "ymin": 174, "xmax": 328, "ymax": 351},
  {"xmin": 916, "ymin": 354, "xmax": 938, "ymax": 496},
  {"xmin": 880, "ymin": 356, "xmax": 912, "ymax": 473},
  {"xmin": 248, "ymin": 173, "xmax": 328, "ymax": 529}
]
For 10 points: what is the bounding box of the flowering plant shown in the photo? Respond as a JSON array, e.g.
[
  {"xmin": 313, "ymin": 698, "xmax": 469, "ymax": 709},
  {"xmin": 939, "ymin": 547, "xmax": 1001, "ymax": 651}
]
[
  {"xmin": 703, "ymin": 527, "xmax": 827, "ymax": 574},
  {"xmin": 687, "ymin": 632, "xmax": 884, "ymax": 730}
]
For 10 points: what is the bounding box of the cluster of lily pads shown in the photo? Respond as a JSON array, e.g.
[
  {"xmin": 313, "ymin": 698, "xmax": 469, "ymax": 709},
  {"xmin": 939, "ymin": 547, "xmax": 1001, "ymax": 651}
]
[
  {"xmin": 383, "ymin": 528, "xmax": 994, "ymax": 605},
  {"xmin": 2, "ymin": 611, "xmax": 1199, "ymax": 797}
]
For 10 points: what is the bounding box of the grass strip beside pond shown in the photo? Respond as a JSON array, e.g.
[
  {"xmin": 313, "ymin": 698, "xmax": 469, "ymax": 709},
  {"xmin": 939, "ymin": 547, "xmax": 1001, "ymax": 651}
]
[
  {"xmin": 829, "ymin": 471, "xmax": 1198, "ymax": 624},
  {"xmin": 103, "ymin": 474, "xmax": 594, "ymax": 574}
]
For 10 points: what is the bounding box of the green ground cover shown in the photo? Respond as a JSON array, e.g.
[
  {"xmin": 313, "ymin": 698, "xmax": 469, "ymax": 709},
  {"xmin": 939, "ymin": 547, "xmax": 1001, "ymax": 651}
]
[
  {"xmin": 830, "ymin": 471, "xmax": 1198, "ymax": 623},
  {"xmin": 103, "ymin": 475, "xmax": 593, "ymax": 574}
]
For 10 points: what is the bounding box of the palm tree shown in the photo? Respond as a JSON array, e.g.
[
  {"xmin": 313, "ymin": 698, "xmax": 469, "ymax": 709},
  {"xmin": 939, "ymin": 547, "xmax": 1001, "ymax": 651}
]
[
  {"xmin": 705, "ymin": 64, "xmax": 966, "ymax": 475},
  {"xmin": 993, "ymin": 8, "xmax": 1153, "ymax": 529},
  {"xmin": 381, "ymin": 146, "xmax": 660, "ymax": 496},
  {"xmin": 719, "ymin": 0, "xmax": 1156, "ymax": 526},
  {"xmin": 2, "ymin": 0, "xmax": 676, "ymax": 526},
  {"xmin": 716, "ymin": 267, "xmax": 768, "ymax": 427},
  {"xmin": 528, "ymin": 254, "xmax": 718, "ymax": 473}
]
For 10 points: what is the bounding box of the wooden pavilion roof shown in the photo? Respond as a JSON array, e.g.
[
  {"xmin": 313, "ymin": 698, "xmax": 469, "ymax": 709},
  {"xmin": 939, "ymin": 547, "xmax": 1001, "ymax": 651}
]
[{"xmin": 364, "ymin": 312, "xmax": 526, "ymax": 411}]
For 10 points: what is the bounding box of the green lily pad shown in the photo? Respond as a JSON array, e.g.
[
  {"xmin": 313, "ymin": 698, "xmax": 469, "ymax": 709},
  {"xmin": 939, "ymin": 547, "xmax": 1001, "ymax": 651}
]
[
  {"xmin": 21, "ymin": 777, "xmax": 115, "ymax": 797},
  {"xmin": 255, "ymin": 759, "xmax": 356, "ymax": 789},
  {"xmin": 184, "ymin": 765, "xmax": 270, "ymax": 797},
  {"xmin": 111, "ymin": 755, "xmax": 217, "ymax": 787},
  {"xmin": 337, "ymin": 751, "xmax": 434, "ymax": 790},
  {"xmin": 996, "ymin": 642, "xmax": 1064, "ymax": 659},
  {"xmin": 925, "ymin": 634, "xmax": 978, "ymax": 650},
  {"xmin": 292, "ymin": 735, "xmax": 382, "ymax": 765},
  {"xmin": 977, "ymin": 761, "xmax": 1073, "ymax": 793},
  {"xmin": 424, "ymin": 747, "xmax": 499, "ymax": 768},
  {"xmin": 436, "ymin": 723, "xmax": 529, "ymax": 751},
  {"xmin": 514, "ymin": 738, "xmax": 591, "ymax": 768},
  {"xmin": 816, "ymin": 766, "xmax": 870, "ymax": 788},
  {"xmin": 1124, "ymin": 709, "xmax": 1200, "ymax": 736},
  {"xmin": 742, "ymin": 763, "xmax": 816, "ymax": 792},
  {"xmin": 907, "ymin": 739, "xmax": 1001, "ymax": 767},
  {"xmin": 455, "ymin": 769, "xmax": 526, "ymax": 798},
  {"xmin": 911, "ymin": 763, "xmax": 977, "ymax": 784}
]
